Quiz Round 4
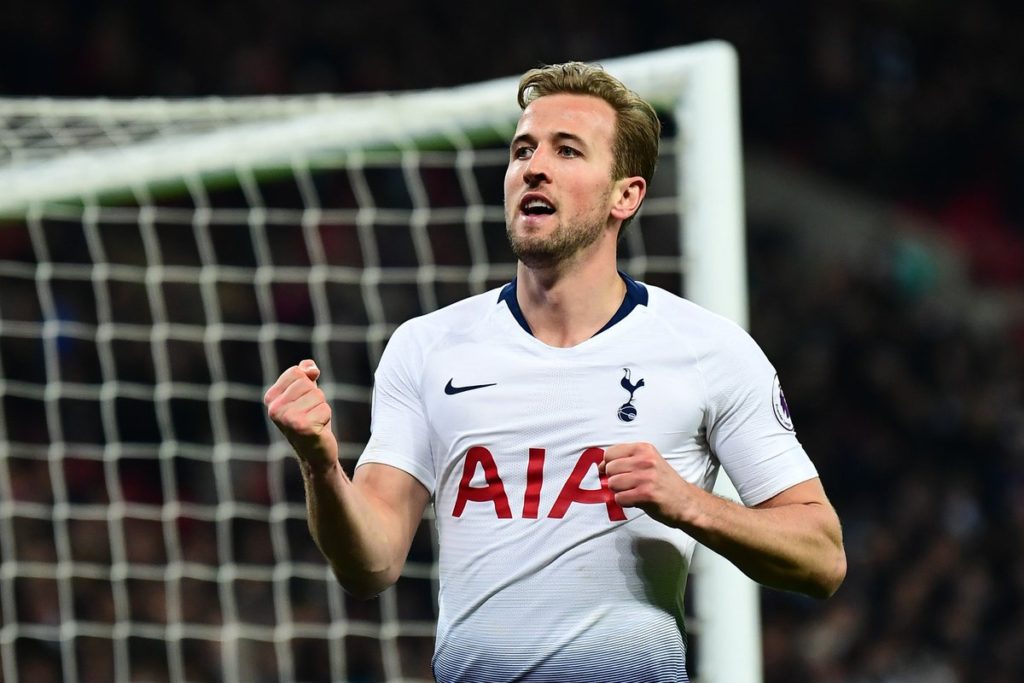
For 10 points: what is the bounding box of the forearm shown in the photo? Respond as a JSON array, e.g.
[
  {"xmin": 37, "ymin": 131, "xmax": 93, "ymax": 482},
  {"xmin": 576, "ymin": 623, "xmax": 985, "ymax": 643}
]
[
  {"xmin": 301, "ymin": 460, "xmax": 405, "ymax": 598},
  {"xmin": 677, "ymin": 484, "xmax": 845, "ymax": 598},
  {"xmin": 265, "ymin": 361, "xmax": 422, "ymax": 597}
]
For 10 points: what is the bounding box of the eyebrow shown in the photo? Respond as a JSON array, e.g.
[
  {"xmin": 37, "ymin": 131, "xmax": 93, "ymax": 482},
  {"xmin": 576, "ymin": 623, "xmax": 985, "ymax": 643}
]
[{"xmin": 510, "ymin": 131, "xmax": 588, "ymax": 150}]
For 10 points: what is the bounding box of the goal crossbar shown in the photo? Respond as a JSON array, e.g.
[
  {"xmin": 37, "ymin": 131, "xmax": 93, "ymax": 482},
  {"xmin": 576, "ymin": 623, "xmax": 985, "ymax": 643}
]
[{"xmin": 3, "ymin": 42, "xmax": 727, "ymax": 216}]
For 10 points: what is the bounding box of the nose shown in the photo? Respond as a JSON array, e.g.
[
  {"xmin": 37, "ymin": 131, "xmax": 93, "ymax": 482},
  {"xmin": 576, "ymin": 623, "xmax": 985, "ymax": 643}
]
[{"xmin": 522, "ymin": 147, "xmax": 550, "ymax": 186}]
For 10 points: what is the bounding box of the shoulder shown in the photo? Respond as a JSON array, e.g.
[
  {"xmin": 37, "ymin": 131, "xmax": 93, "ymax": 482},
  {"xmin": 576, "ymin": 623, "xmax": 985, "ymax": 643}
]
[
  {"xmin": 638, "ymin": 284, "xmax": 776, "ymax": 397},
  {"xmin": 385, "ymin": 286, "xmax": 506, "ymax": 356},
  {"xmin": 641, "ymin": 283, "xmax": 755, "ymax": 350}
]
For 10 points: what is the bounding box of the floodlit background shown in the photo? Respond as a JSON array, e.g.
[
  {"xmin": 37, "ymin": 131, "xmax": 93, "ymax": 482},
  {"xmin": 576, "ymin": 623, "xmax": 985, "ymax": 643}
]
[{"xmin": 1, "ymin": 2, "xmax": 1022, "ymax": 682}]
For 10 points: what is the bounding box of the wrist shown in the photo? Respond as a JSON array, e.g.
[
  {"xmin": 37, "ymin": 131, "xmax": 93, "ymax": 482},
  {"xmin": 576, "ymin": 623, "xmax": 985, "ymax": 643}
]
[
  {"xmin": 667, "ymin": 481, "xmax": 717, "ymax": 532},
  {"xmin": 300, "ymin": 457, "xmax": 340, "ymax": 479}
]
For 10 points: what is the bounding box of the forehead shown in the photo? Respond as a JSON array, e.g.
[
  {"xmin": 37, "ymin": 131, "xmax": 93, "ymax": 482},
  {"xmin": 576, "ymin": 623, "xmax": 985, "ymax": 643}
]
[{"xmin": 515, "ymin": 93, "xmax": 616, "ymax": 146}]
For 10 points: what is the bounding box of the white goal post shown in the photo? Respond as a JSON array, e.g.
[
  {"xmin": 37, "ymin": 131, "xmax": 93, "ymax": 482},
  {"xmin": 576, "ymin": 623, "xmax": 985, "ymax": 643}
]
[{"xmin": 0, "ymin": 41, "xmax": 757, "ymax": 683}]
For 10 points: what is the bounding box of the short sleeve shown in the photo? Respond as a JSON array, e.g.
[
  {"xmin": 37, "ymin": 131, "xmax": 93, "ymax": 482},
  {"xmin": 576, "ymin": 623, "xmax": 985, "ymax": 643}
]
[
  {"xmin": 702, "ymin": 323, "xmax": 818, "ymax": 506},
  {"xmin": 356, "ymin": 322, "xmax": 436, "ymax": 493}
]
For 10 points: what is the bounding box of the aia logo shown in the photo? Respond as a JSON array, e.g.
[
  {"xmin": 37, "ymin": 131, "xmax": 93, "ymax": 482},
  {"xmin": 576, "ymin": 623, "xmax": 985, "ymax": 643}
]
[
  {"xmin": 618, "ymin": 368, "xmax": 644, "ymax": 422},
  {"xmin": 452, "ymin": 446, "xmax": 626, "ymax": 521}
]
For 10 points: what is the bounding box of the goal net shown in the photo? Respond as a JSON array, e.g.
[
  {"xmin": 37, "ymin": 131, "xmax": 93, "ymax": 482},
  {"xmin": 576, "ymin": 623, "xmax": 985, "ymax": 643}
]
[{"xmin": 0, "ymin": 42, "xmax": 756, "ymax": 683}]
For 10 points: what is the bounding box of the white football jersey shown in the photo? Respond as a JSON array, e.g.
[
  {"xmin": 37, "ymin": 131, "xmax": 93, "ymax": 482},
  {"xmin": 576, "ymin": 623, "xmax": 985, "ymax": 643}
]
[{"xmin": 358, "ymin": 274, "xmax": 817, "ymax": 683}]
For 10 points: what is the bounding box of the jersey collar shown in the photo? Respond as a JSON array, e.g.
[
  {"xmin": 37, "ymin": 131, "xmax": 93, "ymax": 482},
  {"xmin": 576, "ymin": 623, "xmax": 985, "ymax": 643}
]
[{"xmin": 497, "ymin": 271, "xmax": 649, "ymax": 338}]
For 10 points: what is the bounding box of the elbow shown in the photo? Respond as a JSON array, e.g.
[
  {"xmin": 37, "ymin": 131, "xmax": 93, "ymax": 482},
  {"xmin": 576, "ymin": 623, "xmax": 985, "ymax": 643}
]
[
  {"xmin": 825, "ymin": 547, "xmax": 848, "ymax": 597},
  {"xmin": 332, "ymin": 565, "xmax": 402, "ymax": 601},
  {"xmin": 808, "ymin": 507, "xmax": 848, "ymax": 599},
  {"xmin": 807, "ymin": 546, "xmax": 847, "ymax": 600},
  {"xmin": 344, "ymin": 584, "xmax": 389, "ymax": 601}
]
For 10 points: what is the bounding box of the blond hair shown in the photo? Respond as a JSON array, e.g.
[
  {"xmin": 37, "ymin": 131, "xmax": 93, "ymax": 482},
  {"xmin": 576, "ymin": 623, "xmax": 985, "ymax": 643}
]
[{"xmin": 517, "ymin": 61, "xmax": 661, "ymax": 186}]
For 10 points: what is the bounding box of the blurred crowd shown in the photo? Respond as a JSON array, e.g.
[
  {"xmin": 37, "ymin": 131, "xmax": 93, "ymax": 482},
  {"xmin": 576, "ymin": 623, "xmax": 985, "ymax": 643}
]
[
  {"xmin": 2, "ymin": 1, "xmax": 1023, "ymax": 682},
  {"xmin": 750, "ymin": 224, "xmax": 1024, "ymax": 682}
]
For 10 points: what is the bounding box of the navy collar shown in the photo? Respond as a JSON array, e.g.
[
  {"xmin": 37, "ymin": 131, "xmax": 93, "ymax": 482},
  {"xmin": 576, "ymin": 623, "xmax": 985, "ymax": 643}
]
[{"xmin": 497, "ymin": 271, "xmax": 649, "ymax": 337}]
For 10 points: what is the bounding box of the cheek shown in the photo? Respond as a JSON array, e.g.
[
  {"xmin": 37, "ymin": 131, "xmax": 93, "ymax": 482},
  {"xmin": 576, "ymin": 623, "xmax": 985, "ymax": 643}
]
[
  {"xmin": 502, "ymin": 167, "xmax": 516, "ymax": 204},
  {"xmin": 576, "ymin": 177, "xmax": 614, "ymax": 207}
]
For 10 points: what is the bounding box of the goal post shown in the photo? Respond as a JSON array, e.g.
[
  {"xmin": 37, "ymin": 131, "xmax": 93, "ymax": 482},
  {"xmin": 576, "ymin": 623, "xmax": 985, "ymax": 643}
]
[
  {"xmin": 674, "ymin": 44, "xmax": 763, "ymax": 683},
  {"xmin": 0, "ymin": 41, "xmax": 758, "ymax": 683}
]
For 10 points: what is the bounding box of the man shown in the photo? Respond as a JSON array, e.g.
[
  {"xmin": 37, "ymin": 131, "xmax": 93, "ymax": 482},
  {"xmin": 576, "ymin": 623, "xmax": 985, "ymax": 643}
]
[{"xmin": 265, "ymin": 62, "xmax": 846, "ymax": 682}]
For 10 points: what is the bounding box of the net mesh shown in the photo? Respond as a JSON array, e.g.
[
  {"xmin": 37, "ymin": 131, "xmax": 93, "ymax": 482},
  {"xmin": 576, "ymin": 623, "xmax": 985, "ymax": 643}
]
[{"xmin": 0, "ymin": 114, "xmax": 690, "ymax": 682}]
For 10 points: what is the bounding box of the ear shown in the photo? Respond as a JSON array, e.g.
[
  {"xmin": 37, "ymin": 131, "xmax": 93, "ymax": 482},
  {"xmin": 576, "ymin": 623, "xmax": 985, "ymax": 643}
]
[{"xmin": 609, "ymin": 176, "xmax": 647, "ymax": 222}]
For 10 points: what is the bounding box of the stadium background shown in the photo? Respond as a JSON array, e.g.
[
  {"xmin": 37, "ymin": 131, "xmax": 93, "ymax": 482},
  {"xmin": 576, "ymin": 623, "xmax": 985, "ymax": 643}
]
[{"xmin": 2, "ymin": 1, "xmax": 1023, "ymax": 681}]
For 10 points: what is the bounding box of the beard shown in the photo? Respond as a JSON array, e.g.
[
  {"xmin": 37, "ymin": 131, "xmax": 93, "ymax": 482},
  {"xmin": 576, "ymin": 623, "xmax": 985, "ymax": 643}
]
[
  {"xmin": 506, "ymin": 188, "xmax": 612, "ymax": 269},
  {"xmin": 506, "ymin": 216, "xmax": 604, "ymax": 269}
]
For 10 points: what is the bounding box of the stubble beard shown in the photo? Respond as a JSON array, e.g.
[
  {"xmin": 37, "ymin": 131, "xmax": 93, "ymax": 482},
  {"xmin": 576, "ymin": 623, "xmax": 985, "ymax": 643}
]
[
  {"xmin": 506, "ymin": 190, "xmax": 612, "ymax": 270},
  {"xmin": 507, "ymin": 217, "xmax": 604, "ymax": 269}
]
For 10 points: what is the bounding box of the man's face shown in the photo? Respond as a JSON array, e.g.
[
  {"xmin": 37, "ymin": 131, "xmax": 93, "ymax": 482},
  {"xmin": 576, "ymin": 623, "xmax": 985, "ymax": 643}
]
[{"xmin": 504, "ymin": 93, "xmax": 619, "ymax": 268}]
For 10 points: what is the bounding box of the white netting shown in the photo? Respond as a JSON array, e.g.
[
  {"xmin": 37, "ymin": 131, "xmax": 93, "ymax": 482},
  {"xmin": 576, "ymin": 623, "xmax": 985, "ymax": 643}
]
[{"xmin": 0, "ymin": 42, "xmax": 753, "ymax": 683}]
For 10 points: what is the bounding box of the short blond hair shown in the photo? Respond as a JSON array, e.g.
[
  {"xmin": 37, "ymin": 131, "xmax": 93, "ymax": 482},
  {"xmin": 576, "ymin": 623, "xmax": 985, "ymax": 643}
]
[{"xmin": 517, "ymin": 61, "xmax": 661, "ymax": 186}]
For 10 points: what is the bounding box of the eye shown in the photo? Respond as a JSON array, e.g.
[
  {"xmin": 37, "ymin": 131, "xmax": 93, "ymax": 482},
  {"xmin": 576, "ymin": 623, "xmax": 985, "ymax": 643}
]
[
  {"xmin": 512, "ymin": 145, "xmax": 534, "ymax": 160},
  {"xmin": 557, "ymin": 146, "xmax": 581, "ymax": 158}
]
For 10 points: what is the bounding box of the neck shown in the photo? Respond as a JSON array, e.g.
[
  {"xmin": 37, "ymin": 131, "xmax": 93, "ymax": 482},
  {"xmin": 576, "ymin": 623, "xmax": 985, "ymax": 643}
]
[{"xmin": 515, "ymin": 244, "xmax": 625, "ymax": 348}]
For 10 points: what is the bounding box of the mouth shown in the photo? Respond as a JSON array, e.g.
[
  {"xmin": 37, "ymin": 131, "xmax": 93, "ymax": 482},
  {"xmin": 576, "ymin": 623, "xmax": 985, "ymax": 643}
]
[{"xmin": 519, "ymin": 194, "xmax": 556, "ymax": 218}]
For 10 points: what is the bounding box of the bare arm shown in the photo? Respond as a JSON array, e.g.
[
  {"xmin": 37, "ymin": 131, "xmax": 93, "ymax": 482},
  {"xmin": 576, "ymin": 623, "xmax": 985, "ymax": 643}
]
[
  {"xmin": 688, "ymin": 477, "xmax": 845, "ymax": 598},
  {"xmin": 301, "ymin": 460, "xmax": 430, "ymax": 598},
  {"xmin": 265, "ymin": 360, "xmax": 430, "ymax": 598},
  {"xmin": 603, "ymin": 442, "xmax": 846, "ymax": 599}
]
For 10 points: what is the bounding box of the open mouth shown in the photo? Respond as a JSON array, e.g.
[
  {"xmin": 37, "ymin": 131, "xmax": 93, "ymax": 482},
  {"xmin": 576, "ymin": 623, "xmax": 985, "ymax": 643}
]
[{"xmin": 520, "ymin": 196, "xmax": 556, "ymax": 216}]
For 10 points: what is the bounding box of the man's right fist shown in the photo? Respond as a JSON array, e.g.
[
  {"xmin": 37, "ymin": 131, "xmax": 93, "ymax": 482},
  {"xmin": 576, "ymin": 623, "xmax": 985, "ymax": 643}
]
[{"xmin": 264, "ymin": 359, "xmax": 339, "ymax": 472}]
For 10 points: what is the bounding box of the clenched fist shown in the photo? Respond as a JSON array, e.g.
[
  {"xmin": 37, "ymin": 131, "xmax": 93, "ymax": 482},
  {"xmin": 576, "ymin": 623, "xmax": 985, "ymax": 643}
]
[
  {"xmin": 264, "ymin": 359, "xmax": 339, "ymax": 474},
  {"xmin": 601, "ymin": 442, "xmax": 695, "ymax": 527}
]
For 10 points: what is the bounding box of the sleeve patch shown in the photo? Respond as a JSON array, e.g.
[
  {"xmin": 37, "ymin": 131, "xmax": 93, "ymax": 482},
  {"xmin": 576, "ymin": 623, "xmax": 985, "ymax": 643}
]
[{"xmin": 771, "ymin": 374, "xmax": 795, "ymax": 431}]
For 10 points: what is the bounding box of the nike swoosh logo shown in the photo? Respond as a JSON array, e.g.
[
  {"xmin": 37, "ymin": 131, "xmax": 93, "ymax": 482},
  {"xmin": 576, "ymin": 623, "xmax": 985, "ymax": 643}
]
[{"xmin": 444, "ymin": 379, "xmax": 497, "ymax": 395}]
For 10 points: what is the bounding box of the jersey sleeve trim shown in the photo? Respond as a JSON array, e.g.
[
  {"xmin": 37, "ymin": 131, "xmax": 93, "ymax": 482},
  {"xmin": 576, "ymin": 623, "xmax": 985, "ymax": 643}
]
[{"xmin": 354, "ymin": 456, "xmax": 436, "ymax": 494}]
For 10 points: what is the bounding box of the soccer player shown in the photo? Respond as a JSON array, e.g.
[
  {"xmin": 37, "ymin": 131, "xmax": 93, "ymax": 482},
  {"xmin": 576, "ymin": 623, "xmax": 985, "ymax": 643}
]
[{"xmin": 265, "ymin": 62, "xmax": 846, "ymax": 682}]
